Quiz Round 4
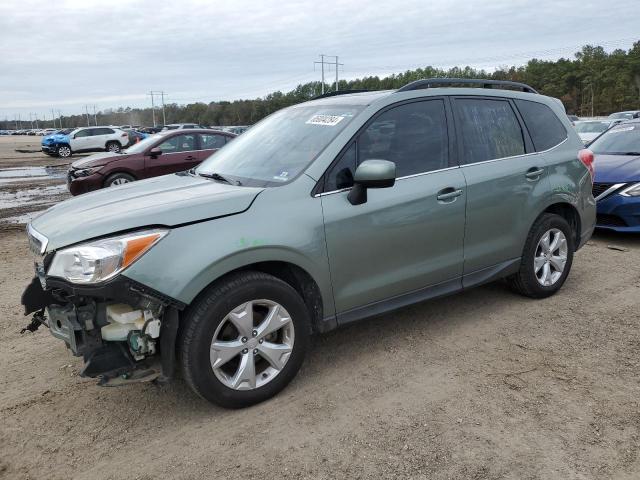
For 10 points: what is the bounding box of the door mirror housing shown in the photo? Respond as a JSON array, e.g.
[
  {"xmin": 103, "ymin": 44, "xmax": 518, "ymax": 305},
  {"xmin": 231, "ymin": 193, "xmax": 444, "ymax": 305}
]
[
  {"xmin": 148, "ymin": 147, "xmax": 162, "ymax": 157},
  {"xmin": 347, "ymin": 159, "xmax": 396, "ymax": 205}
]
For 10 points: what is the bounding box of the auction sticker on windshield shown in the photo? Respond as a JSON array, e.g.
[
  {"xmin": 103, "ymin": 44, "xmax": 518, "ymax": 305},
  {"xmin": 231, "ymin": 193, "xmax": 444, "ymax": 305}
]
[{"xmin": 306, "ymin": 114, "xmax": 344, "ymax": 126}]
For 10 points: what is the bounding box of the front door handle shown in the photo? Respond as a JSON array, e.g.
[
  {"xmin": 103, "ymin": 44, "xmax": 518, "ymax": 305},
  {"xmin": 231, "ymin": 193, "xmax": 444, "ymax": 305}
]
[
  {"xmin": 185, "ymin": 156, "xmax": 196, "ymax": 161},
  {"xmin": 436, "ymin": 187, "xmax": 463, "ymax": 202},
  {"xmin": 525, "ymin": 167, "xmax": 545, "ymax": 180}
]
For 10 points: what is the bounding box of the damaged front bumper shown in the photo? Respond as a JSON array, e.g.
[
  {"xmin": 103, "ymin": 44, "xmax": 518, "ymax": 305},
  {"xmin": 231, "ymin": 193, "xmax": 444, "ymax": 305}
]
[{"xmin": 21, "ymin": 273, "xmax": 183, "ymax": 386}]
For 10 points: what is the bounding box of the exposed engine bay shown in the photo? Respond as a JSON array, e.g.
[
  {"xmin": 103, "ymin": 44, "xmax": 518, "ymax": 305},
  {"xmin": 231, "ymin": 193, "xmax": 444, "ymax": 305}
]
[{"xmin": 21, "ymin": 274, "xmax": 181, "ymax": 386}]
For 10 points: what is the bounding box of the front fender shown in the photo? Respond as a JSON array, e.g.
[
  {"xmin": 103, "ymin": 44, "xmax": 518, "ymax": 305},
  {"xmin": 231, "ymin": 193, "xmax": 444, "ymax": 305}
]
[{"xmin": 122, "ymin": 177, "xmax": 336, "ymax": 316}]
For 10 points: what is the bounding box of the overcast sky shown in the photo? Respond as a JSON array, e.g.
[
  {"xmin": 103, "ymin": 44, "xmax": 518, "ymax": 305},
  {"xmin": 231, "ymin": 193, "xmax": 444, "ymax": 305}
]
[{"xmin": 0, "ymin": 0, "xmax": 638, "ymax": 120}]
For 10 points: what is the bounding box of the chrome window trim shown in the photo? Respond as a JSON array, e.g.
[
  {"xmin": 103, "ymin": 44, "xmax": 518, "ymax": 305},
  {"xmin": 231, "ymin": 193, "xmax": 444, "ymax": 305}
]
[{"xmin": 459, "ymin": 137, "xmax": 569, "ymax": 168}]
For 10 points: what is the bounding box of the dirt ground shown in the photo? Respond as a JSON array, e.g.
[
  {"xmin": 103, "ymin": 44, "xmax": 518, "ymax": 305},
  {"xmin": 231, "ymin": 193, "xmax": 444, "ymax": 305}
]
[{"xmin": 0, "ymin": 136, "xmax": 639, "ymax": 479}]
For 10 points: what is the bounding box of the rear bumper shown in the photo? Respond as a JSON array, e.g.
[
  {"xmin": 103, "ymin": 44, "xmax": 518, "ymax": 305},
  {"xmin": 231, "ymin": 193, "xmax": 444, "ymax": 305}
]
[{"xmin": 596, "ymin": 194, "xmax": 640, "ymax": 232}]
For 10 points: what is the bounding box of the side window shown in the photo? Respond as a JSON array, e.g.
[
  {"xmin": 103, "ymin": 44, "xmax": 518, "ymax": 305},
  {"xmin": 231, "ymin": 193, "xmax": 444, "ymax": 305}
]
[
  {"xmin": 358, "ymin": 100, "xmax": 449, "ymax": 178},
  {"xmin": 325, "ymin": 143, "xmax": 356, "ymax": 191},
  {"xmin": 157, "ymin": 134, "xmax": 196, "ymax": 153},
  {"xmin": 200, "ymin": 134, "xmax": 226, "ymax": 149},
  {"xmin": 514, "ymin": 99, "xmax": 567, "ymax": 151},
  {"xmin": 455, "ymin": 98, "xmax": 525, "ymax": 164},
  {"xmin": 74, "ymin": 129, "xmax": 90, "ymax": 138}
]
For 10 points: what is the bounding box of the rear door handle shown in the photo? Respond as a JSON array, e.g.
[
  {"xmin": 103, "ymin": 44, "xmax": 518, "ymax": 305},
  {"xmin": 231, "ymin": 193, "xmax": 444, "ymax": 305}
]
[
  {"xmin": 436, "ymin": 187, "xmax": 463, "ymax": 202},
  {"xmin": 525, "ymin": 167, "xmax": 545, "ymax": 180},
  {"xmin": 185, "ymin": 156, "xmax": 196, "ymax": 161}
]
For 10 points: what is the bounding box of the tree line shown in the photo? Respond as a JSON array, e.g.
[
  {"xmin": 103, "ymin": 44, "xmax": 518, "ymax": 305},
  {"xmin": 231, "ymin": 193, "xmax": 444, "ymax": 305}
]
[{"xmin": 5, "ymin": 41, "xmax": 640, "ymax": 130}]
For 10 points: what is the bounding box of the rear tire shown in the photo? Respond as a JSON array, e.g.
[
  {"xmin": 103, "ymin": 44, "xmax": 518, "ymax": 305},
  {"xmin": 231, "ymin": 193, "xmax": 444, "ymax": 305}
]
[
  {"xmin": 104, "ymin": 172, "xmax": 135, "ymax": 187},
  {"xmin": 179, "ymin": 271, "xmax": 311, "ymax": 408},
  {"xmin": 508, "ymin": 213, "xmax": 575, "ymax": 298}
]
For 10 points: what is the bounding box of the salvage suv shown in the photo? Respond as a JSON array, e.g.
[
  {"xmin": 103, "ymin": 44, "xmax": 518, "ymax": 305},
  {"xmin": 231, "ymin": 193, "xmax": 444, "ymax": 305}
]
[
  {"xmin": 41, "ymin": 126, "xmax": 129, "ymax": 157},
  {"xmin": 22, "ymin": 79, "xmax": 596, "ymax": 408}
]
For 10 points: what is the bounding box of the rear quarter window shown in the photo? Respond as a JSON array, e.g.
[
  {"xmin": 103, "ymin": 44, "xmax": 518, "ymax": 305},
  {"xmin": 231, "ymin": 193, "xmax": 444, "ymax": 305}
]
[{"xmin": 514, "ymin": 99, "xmax": 567, "ymax": 151}]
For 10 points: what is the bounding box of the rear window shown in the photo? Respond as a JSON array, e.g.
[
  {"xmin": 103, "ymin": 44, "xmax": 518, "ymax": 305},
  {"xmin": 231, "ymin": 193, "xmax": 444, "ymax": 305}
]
[
  {"xmin": 455, "ymin": 98, "xmax": 525, "ymax": 164},
  {"xmin": 514, "ymin": 100, "xmax": 567, "ymax": 151}
]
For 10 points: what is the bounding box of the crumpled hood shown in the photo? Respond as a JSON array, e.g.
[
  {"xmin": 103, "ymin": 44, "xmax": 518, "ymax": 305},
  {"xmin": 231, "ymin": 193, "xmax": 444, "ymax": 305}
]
[
  {"xmin": 31, "ymin": 173, "xmax": 263, "ymax": 251},
  {"xmin": 42, "ymin": 133, "xmax": 69, "ymax": 145},
  {"xmin": 71, "ymin": 152, "xmax": 125, "ymax": 168},
  {"xmin": 594, "ymin": 154, "xmax": 640, "ymax": 183}
]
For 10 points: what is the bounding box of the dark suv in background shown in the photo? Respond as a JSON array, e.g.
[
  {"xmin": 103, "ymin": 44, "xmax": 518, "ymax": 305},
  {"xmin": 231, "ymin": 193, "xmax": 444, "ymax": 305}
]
[{"xmin": 66, "ymin": 129, "xmax": 235, "ymax": 194}]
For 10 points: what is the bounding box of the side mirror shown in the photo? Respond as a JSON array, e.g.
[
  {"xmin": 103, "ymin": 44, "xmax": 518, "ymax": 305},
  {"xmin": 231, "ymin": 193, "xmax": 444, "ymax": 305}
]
[
  {"xmin": 148, "ymin": 147, "xmax": 162, "ymax": 157},
  {"xmin": 347, "ymin": 159, "xmax": 396, "ymax": 205}
]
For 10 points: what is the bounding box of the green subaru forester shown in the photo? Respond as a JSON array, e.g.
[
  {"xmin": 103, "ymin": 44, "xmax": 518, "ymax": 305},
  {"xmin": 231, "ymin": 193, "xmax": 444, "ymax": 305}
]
[{"xmin": 22, "ymin": 79, "xmax": 596, "ymax": 408}]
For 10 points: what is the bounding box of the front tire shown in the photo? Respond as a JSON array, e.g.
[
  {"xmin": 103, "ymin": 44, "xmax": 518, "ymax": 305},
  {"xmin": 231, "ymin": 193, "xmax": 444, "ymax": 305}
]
[
  {"xmin": 56, "ymin": 145, "xmax": 72, "ymax": 158},
  {"xmin": 508, "ymin": 213, "xmax": 575, "ymax": 298},
  {"xmin": 104, "ymin": 172, "xmax": 135, "ymax": 187},
  {"xmin": 179, "ymin": 271, "xmax": 311, "ymax": 408}
]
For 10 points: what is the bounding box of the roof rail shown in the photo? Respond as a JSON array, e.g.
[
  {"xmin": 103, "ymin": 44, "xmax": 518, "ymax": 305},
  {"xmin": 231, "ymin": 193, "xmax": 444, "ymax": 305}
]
[
  {"xmin": 312, "ymin": 89, "xmax": 370, "ymax": 99},
  {"xmin": 397, "ymin": 78, "xmax": 539, "ymax": 94}
]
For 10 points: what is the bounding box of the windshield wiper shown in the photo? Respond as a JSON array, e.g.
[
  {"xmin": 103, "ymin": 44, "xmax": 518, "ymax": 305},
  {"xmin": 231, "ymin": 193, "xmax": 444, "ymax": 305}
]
[{"xmin": 198, "ymin": 171, "xmax": 242, "ymax": 185}]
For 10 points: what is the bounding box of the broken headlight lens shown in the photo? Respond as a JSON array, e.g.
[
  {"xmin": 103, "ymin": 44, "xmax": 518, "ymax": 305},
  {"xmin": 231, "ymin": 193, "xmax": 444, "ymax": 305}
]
[{"xmin": 47, "ymin": 229, "xmax": 168, "ymax": 284}]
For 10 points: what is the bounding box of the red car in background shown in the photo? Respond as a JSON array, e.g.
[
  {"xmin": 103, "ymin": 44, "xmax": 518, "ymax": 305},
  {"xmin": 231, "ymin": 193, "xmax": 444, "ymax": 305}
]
[{"xmin": 66, "ymin": 129, "xmax": 236, "ymax": 195}]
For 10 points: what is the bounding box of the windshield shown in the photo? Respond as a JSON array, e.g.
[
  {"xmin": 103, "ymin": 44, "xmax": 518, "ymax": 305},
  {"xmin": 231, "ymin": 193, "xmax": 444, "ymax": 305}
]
[
  {"xmin": 574, "ymin": 121, "xmax": 609, "ymax": 133},
  {"xmin": 609, "ymin": 112, "xmax": 633, "ymax": 120},
  {"xmin": 197, "ymin": 104, "xmax": 364, "ymax": 187},
  {"xmin": 123, "ymin": 133, "xmax": 164, "ymax": 154},
  {"xmin": 589, "ymin": 123, "xmax": 640, "ymax": 154}
]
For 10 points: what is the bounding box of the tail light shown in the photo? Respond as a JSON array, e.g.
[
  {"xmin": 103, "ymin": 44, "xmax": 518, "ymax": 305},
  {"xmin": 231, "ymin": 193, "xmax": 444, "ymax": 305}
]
[
  {"xmin": 121, "ymin": 133, "xmax": 128, "ymax": 137},
  {"xmin": 578, "ymin": 149, "xmax": 594, "ymax": 181}
]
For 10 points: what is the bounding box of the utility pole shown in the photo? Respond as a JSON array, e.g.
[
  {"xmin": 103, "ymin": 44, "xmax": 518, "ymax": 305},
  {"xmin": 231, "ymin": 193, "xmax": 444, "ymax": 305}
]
[
  {"xmin": 148, "ymin": 92, "xmax": 156, "ymax": 127},
  {"xmin": 93, "ymin": 105, "xmax": 98, "ymax": 126},
  {"xmin": 150, "ymin": 91, "xmax": 167, "ymax": 125},
  {"xmin": 314, "ymin": 55, "xmax": 343, "ymax": 94},
  {"xmin": 51, "ymin": 109, "xmax": 56, "ymax": 128},
  {"xmin": 58, "ymin": 110, "xmax": 63, "ymax": 128},
  {"xmin": 84, "ymin": 105, "xmax": 90, "ymax": 126},
  {"xmin": 159, "ymin": 91, "xmax": 166, "ymax": 126}
]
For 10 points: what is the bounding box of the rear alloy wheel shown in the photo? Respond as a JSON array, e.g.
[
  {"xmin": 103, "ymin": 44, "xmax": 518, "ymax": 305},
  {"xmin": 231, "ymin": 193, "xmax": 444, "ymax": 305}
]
[
  {"xmin": 180, "ymin": 271, "xmax": 311, "ymax": 408},
  {"xmin": 105, "ymin": 141, "xmax": 121, "ymax": 153},
  {"xmin": 56, "ymin": 145, "xmax": 72, "ymax": 158},
  {"xmin": 533, "ymin": 228, "xmax": 568, "ymax": 287},
  {"xmin": 104, "ymin": 172, "xmax": 135, "ymax": 187},
  {"xmin": 508, "ymin": 213, "xmax": 575, "ymax": 298}
]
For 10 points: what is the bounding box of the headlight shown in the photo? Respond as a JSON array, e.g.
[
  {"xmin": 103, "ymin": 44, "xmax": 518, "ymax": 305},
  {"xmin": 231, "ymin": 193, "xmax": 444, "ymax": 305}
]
[
  {"xmin": 620, "ymin": 183, "xmax": 640, "ymax": 197},
  {"xmin": 74, "ymin": 166, "xmax": 104, "ymax": 177},
  {"xmin": 47, "ymin": 229, "xmax": 168, "ymax": 284}
]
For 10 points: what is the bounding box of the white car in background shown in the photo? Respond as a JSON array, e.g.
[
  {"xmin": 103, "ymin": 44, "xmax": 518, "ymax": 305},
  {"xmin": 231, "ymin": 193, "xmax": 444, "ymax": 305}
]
[
  {"xmin": 574, "ymin": 119, "xmax": 619, "ymax": 145},
  {"xmin": 41, "ymin": 126, "xmax": 130, "ymax": 158}
]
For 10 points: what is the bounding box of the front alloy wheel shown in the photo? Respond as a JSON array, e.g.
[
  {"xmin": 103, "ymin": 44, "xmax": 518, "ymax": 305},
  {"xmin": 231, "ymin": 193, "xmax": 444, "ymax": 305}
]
[
  {"xmin": 57, "ymin": 145, "xmax": 71, "ymax": 158},
  {"xmin": 210, "ymin": 300, "xmax": 294, "ymax": 390},
  {"xmin": 179, "ymin": 271, "xmax": 311, "ymax": 408}
]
